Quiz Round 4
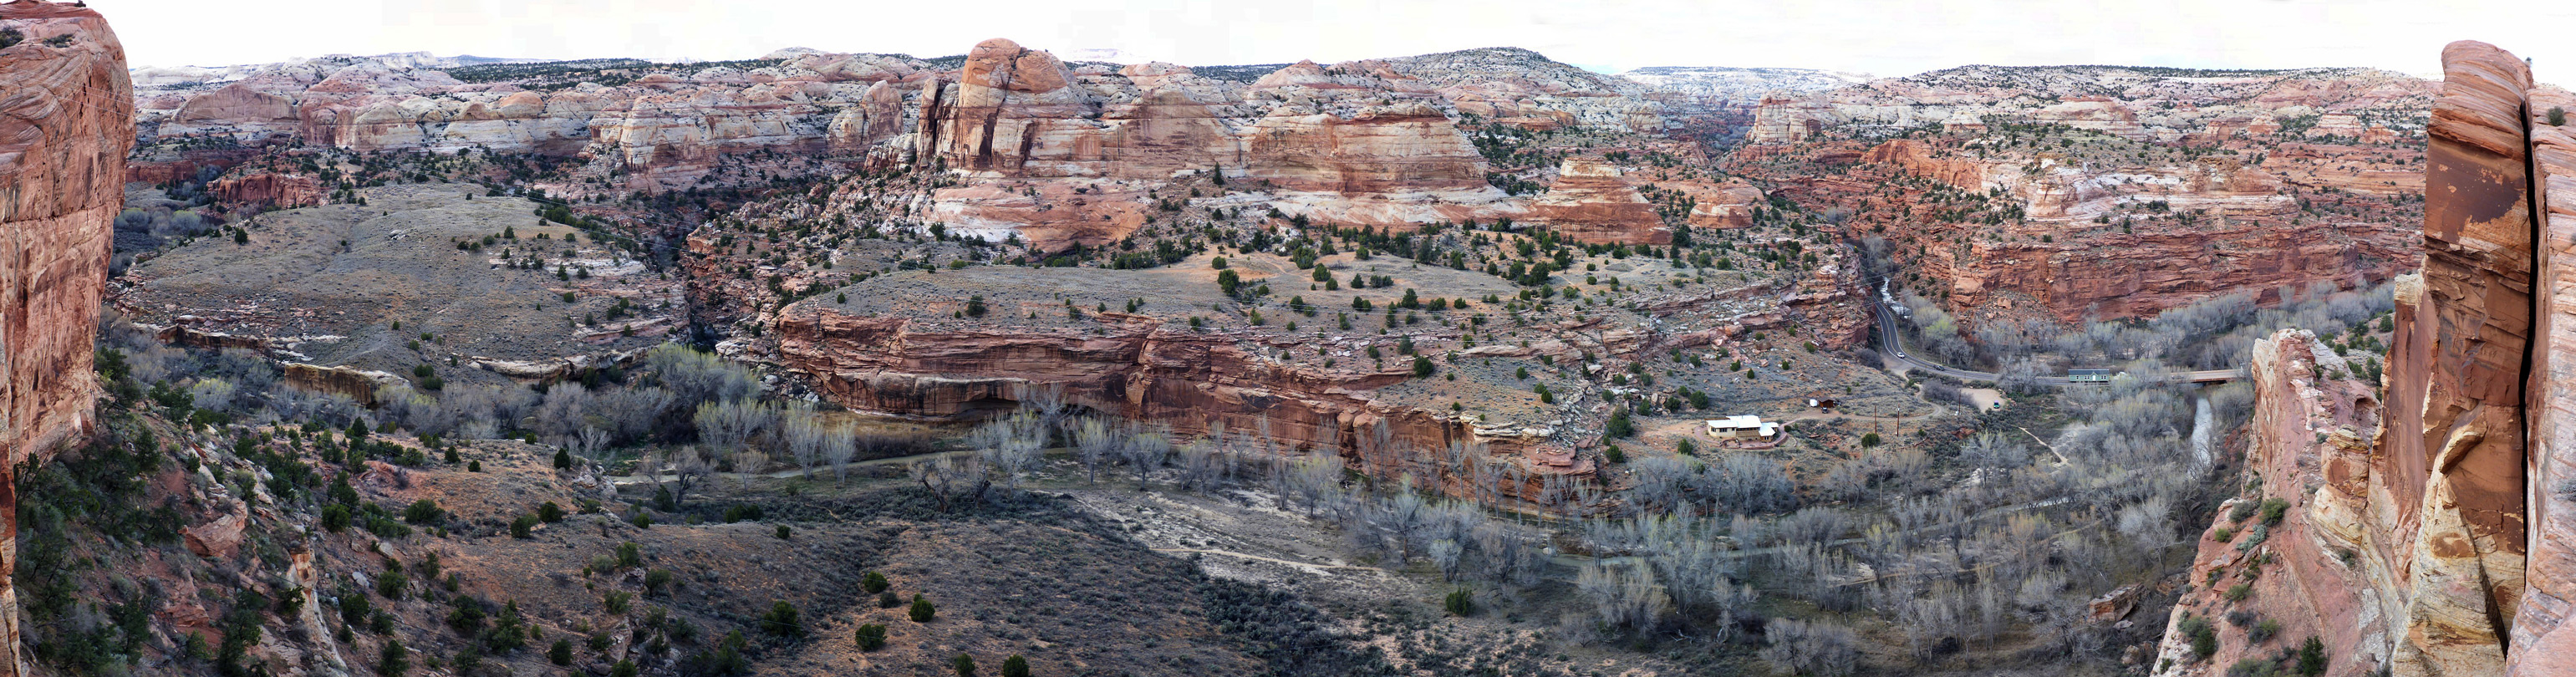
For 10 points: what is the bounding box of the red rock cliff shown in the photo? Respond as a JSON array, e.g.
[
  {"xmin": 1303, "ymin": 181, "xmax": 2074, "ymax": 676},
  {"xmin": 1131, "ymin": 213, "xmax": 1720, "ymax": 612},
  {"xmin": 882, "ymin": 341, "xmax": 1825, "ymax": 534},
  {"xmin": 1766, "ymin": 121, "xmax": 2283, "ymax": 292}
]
[
  {"xmin": 2150, "ymin": 40, "xmax": 2576, "ymax": 677},
  {"xmin": 0, "ymin": 1, "xmax": 130, "ymax": 674}
]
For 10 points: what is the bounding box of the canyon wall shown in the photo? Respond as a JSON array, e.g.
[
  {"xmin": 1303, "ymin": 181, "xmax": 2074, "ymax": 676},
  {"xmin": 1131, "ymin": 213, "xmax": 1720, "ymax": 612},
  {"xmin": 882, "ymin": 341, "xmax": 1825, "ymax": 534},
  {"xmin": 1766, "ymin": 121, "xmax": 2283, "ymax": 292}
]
[
  {"xmin": 1852, "ymin": 137, "xmax": 2415, "ymax": 323},
  {"xmin": 2151, "ymin": 40, "xmax": 2576, "ymax": 677},
  {"xmin": 771, "ymin": 308, "xmax": 1585, "ymax": 499},
  {"xmin": 0, "ymin": 2, "xmax": 130, "ymax": 674}
]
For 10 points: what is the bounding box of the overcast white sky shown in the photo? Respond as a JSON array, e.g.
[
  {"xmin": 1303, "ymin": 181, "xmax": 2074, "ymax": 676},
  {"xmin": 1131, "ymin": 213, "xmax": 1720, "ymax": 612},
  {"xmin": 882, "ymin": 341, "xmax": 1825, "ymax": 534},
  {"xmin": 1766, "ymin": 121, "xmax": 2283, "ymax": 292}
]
[{"xmin": 100, "ymin": 0, "xmax": 2576, "ymax": 79}]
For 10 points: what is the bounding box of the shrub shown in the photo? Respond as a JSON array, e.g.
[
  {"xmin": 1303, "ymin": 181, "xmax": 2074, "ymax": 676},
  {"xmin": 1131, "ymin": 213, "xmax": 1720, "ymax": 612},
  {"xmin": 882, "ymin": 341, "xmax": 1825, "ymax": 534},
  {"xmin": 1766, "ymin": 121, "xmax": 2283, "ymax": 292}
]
[
  {"xmin": 402, "ymin": 499, "xmax": 445, "ymax": 524},
  {"xmin": 776, "ymin": 524, "xmax": 793, "ymax": 539},
  {"xmin": 1860, "ymin": 432, "xmax": 1881, "ymax": 448},
  {"xmin": 878, "ymin": 591, "xmax": 902, "ymax": 608},
  {"xmin": 644, "ymin": 569, "xmax": 675, "ymax": 597},
  {"xmin": 2230, "ymin": 501, "xmax": 2258, "ymax": 522},
  {"xmin": 2212, "ymin": 526, "xmax": 2235, "ymax": 542},
  {"xmin": 1605, "ymin": 409, "xmax": 1634, "ymax": 439},
  {"xmin": 378, "ymin": 639, "xmax": 410, "ymax": 676},
  {"xmin": 862, "ymin": 571, "xmax": 890, "ymax": 593},
  {"xmin": 2252, "ymin": 618, "xmax": 2282, "ymax": 644},
  {"xmin": 537, "ymin": 501, "xmax": 566, "ymax": 522},
  {"xmin": 909, "ymin": 594, "xmax": 936, "ymax": 623},
  {"xmin": 2229, "ymin": 658, "xmax": 2278, "ymax": 677},
  {"xmin": 1002, "ymin": 655, "xmax": 1030, "ymax": 677},
  {"xmin": 609, "ymin": 659, "xmax": 638, "ymax": 677},
  {"xmin": 1411, "ymin": 355, "xmax": 1434, "ymax": 378},
  {"xmin": 954, "ymin": 654, "xmax": 977, "ymax": 677},
  {"xmin": 2259, "ymin": 498, "xmax": 2291, "ymax": 526},
  {"xmin": 548, "ymin": 639, "xmax": 573, "ymax": 665},
  {"xmin": 853, "ymin": 624, "xmax": 888, "ymax": 651},
  {"xmin": 2225, "ymin": 583, "xmax": 2253, "ymax": 603},
  {"xmin": 2180, "ymin": 616, "xmax": 2219, "ymax": 659},
  {"xmin": 1443, "ymin": 588, "xmax": 1474, "ymax": 617},
  {"xmin": 760, "ymin": 600, "xmax": 805, "ymax": 638},
  {"xmin": 616, "ymin": 542, "xmax": 643, "ymax": 568},
  {"xmin": 322, "ymin": 505, "xmax": 353, "ymax": 532},
  {"xmin": 603, "ymin": 591, "xmax": 632, "ymax": 614},
  {"xmin": 376, "ymin": 571, "xmax": 409, "ymax": 600},
  {"xmin": 2297, "ymin": 637, "xmax": 2326, "ymax": 675},
  {"xmin": 553, "ymin": 448, "xmax": 574, "ymax": 470},
  {"xmin": 511, "ymin": 515, "xmax": 537, "ymax": 538},
  {"xmin": 722, "ymin": 504, "xmax": 763, "ymax": 522}
]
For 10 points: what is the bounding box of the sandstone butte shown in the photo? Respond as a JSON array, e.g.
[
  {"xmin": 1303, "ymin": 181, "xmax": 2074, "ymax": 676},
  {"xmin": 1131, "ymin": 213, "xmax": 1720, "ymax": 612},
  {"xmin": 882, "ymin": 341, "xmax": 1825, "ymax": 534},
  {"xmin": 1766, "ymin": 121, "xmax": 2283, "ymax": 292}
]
[
  {"xmin": 0, "ymin": 1, "xmax": 130, "ymax": 674},
  {"xmin": 2145, "ymin": 40, "xmax": 2576, "ymax": 677}
]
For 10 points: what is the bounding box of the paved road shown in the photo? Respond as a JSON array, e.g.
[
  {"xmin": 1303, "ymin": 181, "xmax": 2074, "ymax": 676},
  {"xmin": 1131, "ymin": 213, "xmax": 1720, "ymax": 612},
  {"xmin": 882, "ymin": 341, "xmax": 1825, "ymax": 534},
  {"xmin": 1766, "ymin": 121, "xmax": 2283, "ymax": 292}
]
[{"xmin": 1864, "ymin": 281, "xmax": 2241, "ymax": 385}]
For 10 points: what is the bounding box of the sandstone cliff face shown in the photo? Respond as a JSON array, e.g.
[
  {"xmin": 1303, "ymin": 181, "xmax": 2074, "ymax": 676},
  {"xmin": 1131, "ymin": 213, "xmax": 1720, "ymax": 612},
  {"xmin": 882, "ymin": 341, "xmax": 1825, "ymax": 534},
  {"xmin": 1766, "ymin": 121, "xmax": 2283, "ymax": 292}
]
[
  {"xmin": 2148, "ymin": 40, "xmax": 2576, "ymax": 677},
  {"xmin": 0, "ymin": 2, "xmax": 130, "ymax": 674},
  {"xmin": 209, "ymin": 168, "xmax": 322, "ymax": 209},
  {"xmin": 771, "ymin": 307, "xmax": 1572, "ymax": 497},
  {"xmin": 2151, "ymin": 329, "xmax": 2390, "ymax": 677},
  {"xmin": 2390, "ymin": 41, "xmax": 2533, "ymax": 675},
  {"xmin": 1817, "ymin": 137, "xmax": 2416, "ymax": 323}
]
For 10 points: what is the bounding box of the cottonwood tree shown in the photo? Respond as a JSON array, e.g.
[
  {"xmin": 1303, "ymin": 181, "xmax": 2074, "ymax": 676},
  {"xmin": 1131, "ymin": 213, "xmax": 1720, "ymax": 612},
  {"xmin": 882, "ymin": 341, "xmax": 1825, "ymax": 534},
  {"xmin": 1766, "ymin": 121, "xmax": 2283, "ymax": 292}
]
[
  {"xmin": 566, "ymin": 425, "xmax": 611, "ymax": 466},
  {"xmin": 1072, "ymin": 418, "xmax": 1117, "ymax": 486},
  {"xmin": 1576, "ymin": 561, "xmax": 1667, "ymax": 633},
  {"xmin": 1121, "ymin": 428, "xmax": 1170, "ymax": 487},
  {"xmin": 910, "ymin": 454, "xmax": 987, "ymax": 512},
  {"xmin": 971, "ymin": 411, "xmax": 1045, "ymax": 496},
  {"xmin": 594, "ymin": 386, "xmax": 675, "ymax": 444},
  {"xmin": 694, "ymin": 400, "xmax": 777, "ymax": 457},
  {"xmin": 822, "ymin": 422, "xmax": 858, "ymax": 483},
  {"xmin": 783, "ymin": 408, "xmax": 831, "ymax": 479},
  {"xmin": 731, "ymin": 449, "xmax": 768, "ymax": 489},
  {"xmin": 646, "ymin": 445, "xmax": 714, "ymax": 506},
  {"xmin": 1760, "ymin": 618, "xmax": 1859, "ymax": 677},
  {"xmin": 647, "ymin": 344, "xmax": 758, "ymax": 409},
  {"xmin": 1286, "ymin": 455, "xmax": 1345, "ymax": 517},
  {"xmin": 534, "ymin": 383, "xmax": 594, "ymax": 440}
]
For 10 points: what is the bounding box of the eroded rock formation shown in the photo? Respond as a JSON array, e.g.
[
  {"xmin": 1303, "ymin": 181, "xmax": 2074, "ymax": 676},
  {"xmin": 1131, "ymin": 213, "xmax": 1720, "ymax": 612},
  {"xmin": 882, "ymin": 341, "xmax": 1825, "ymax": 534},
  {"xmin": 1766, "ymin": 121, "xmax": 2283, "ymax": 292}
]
[
  {"xmin": 2151, "ymin": 40, "xmax": 2576, "ymax": 677},
  {"xmin": 0, "ymin": 1, "xmax": 131, "ymax": 674}
]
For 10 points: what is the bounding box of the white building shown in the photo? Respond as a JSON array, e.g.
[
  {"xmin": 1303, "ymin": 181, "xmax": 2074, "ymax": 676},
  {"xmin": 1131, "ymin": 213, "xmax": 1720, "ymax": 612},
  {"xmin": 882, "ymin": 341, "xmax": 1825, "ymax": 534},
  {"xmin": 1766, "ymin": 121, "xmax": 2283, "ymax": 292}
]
[{"xmin": 1707, "ymin": 415, "xmax": 1779, "ymax": 439}]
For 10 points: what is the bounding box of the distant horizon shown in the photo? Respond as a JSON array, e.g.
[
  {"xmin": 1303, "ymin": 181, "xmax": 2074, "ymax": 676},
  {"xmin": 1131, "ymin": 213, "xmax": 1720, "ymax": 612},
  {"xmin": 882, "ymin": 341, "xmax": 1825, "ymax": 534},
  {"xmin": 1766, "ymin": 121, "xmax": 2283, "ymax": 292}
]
[
  {"xmin": 125, "ymin": 46, "xmax": 2437, "ymax": 85},
  {"xmin": 100, "ymin": 0, "xmax": 2563, "ymax": 82}
]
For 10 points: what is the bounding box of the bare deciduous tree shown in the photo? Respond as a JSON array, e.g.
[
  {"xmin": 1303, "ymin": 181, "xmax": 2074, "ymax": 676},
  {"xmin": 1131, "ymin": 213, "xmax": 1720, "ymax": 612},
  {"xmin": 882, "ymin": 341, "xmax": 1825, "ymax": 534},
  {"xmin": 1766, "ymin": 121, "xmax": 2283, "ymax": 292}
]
[
  {"xmin": 731, "ymin": 449, "xmax": 768, "ymax": 490},
  {"xmin": 783, "ymin": 407, "xmax": 830, "ymax": 479},
  {"xmin": 910, "ymin": 453, "xmax": 987, "ymax": 512},
  {"xmin": 1760, "ymin": 618, "xmax": 1859, "ymax": 677},
  {"xmin": 1576, "ymin": 560, "xmax": 1667, "ymax": 632},
  {"xmin": 1073, "ymin": 417, "xmax": 1117, "ymax": 486},
  {"xmin": 822, "ymin": 422, "xmax": 858, "ymax": 483},
  {"xmin": 1288, "ymin": 454, "xmax": 1345, "ymax": 517},
  {"xmin": 694, "ymin": 399, "xmax": 777, "ymax": 457},
  {"xmin": 1122, "ymin": 428, "xmax": 1170, "ymax": 487}
]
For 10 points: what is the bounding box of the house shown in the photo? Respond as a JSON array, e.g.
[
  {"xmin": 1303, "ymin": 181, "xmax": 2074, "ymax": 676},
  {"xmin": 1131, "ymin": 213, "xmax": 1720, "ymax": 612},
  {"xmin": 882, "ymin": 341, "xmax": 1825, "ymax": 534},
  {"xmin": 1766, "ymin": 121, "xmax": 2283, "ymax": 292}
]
[{"xmin": 1707, "ymin": 415, "xmax": 1779, "ymax": 440}]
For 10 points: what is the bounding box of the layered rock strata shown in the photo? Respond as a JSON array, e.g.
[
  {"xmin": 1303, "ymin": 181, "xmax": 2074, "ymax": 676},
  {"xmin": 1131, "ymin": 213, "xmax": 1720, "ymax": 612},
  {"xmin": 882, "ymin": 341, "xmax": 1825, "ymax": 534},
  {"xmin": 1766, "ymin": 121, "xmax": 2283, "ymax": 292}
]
[
  {"xmin": 2150, "ymin": 39, "xmax": 2576, "ymax": 677},
  {"xmin": 1845, "ymin": 134, "xmax": 2414, "ymax": 323},
  {"xmin": 0, "ymin": 2, "xmax": 130, "ymax": 674}
]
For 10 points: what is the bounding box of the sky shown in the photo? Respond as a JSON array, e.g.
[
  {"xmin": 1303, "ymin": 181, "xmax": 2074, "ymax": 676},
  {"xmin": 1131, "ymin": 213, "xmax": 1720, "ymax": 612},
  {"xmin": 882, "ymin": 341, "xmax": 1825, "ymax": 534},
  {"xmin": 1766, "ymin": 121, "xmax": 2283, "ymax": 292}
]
[{"xmin": 99, "ymin": 0, "xmax": 2576, "ymax": 80}]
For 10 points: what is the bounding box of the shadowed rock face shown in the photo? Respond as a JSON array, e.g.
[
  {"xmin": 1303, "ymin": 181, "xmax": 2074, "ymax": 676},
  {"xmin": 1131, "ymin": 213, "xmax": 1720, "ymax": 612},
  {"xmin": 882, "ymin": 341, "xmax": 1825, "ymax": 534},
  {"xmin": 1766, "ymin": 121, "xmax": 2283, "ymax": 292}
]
[
  {"xmin": 0, "ymin": 1, "xmax": 131, "ymax": 674},
  {"xmin": 2151, "ymin": 40, "xmax": 2576, "ymax": 677}
]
